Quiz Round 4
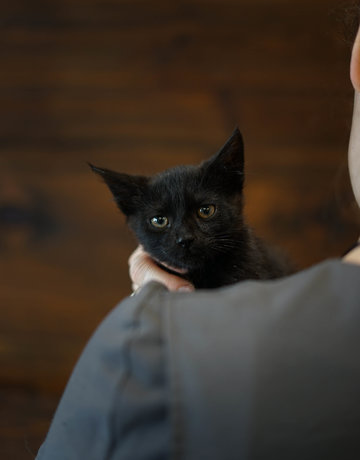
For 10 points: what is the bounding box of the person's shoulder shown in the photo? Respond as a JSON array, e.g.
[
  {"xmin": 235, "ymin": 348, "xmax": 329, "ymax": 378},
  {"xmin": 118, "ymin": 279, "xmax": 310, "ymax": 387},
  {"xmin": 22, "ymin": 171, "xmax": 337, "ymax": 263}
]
[
  {"xmin": 123, "ymin": 258, "xmax": 359, "ymax": 316},
  {"xmin": 151, "ymin": 259, "xmax": 358, "ymax": 311}
]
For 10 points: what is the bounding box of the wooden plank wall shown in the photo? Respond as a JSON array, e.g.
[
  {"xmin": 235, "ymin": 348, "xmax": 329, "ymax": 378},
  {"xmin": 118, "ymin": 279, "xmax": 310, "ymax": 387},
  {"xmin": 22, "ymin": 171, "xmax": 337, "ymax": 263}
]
[{"xmin": 1, "ymin": 0, "xmax": 359, "ymax": 457}]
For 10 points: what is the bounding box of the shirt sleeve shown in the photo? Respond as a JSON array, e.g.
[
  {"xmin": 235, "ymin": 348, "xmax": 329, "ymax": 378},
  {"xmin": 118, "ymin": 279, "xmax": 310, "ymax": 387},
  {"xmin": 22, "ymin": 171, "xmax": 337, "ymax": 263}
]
[{"xmin": 36, "ymin": 282, "xmax": 171, "ymax": 460}]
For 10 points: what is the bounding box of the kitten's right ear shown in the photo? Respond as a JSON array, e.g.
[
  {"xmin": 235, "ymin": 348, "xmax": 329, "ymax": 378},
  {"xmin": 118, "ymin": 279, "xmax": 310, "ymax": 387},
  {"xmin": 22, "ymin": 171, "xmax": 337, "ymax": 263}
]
[{"xmin": 89, "ymin": 163, "xmax": 148, "ymax": 216}]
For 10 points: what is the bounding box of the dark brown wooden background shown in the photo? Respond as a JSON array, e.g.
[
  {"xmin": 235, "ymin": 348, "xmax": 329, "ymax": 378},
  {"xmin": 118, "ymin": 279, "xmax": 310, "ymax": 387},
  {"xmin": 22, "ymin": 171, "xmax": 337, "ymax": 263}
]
[{"xmin": 1, "ymin": 0, "xmax": 359, "ymax": 458}]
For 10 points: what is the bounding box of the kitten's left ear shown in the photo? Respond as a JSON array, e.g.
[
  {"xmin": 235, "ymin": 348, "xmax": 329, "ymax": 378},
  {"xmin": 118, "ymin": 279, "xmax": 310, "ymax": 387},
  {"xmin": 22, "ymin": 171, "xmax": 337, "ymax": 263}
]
[
  {"xmin": 209, "ymin": 127, "xmax": 244, "ymax": 174},
  {"xmin": 202, "ymin": 128, "xmax": 245, "ymax": 191}
]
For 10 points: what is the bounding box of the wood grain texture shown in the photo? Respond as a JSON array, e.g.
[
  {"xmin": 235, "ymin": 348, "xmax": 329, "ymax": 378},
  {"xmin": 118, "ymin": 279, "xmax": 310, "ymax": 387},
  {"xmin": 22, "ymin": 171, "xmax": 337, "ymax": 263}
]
[{"xmin": 1, "ymin": 0, "xmax": 359, "ymax": 457}]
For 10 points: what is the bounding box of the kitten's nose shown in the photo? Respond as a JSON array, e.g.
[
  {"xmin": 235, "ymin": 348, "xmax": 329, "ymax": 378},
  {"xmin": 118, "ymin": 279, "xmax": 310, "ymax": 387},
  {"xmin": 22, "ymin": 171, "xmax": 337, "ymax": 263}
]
[{"xmin": 176, "ymin": 236, "xmax": 194, "ymax": 249}]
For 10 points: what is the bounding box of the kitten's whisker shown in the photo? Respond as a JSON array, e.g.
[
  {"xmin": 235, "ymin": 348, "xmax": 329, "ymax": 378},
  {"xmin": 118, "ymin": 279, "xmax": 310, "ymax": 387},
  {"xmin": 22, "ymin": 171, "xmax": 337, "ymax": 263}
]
[
  {"xmin": 206, "ymin": 235, "xmax": 241, "ymax": 251},
  {"xmin": 207, "ymin": 237, "xmax": 242, "ymax": 254}
]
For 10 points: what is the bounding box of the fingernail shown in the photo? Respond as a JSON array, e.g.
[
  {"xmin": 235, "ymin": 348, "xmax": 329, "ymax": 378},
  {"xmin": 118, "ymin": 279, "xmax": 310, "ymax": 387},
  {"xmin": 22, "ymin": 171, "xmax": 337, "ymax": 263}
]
[{"xmin": 177, "ymin": 286, "xmax": 193, "ymax": 292}]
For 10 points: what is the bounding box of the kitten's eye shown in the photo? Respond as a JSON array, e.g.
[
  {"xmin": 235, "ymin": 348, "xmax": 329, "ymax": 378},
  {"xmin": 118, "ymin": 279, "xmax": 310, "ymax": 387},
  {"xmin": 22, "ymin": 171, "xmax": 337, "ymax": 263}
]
[
  {"xmin": 150, "ymin": 216, "xmax": 169, "ymax": 228},
  {"xmin": 197, "ymin": 205, "xmax": 216, "ymax": 219}
]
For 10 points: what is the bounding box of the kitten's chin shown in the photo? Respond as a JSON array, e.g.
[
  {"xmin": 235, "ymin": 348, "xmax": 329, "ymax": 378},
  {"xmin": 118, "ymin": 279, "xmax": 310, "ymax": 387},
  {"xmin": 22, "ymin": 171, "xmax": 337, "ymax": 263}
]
[{"xmin": 155, "ymin": 259, "xmax": 189, "ymax": 275}]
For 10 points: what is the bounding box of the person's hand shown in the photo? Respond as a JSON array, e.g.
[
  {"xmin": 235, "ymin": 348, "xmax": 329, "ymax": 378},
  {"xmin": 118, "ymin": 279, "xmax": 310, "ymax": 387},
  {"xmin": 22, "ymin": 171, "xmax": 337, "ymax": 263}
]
[{"xmin": 128, "ymin": 245, "xmax": 194, "ymax": 293}]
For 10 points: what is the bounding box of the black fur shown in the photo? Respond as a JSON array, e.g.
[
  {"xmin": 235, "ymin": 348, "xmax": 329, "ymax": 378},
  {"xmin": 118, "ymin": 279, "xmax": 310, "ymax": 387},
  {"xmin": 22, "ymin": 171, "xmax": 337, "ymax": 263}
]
[{"xmin": 90, "ymin": 128, "xmax": 292, "ymax": 289}]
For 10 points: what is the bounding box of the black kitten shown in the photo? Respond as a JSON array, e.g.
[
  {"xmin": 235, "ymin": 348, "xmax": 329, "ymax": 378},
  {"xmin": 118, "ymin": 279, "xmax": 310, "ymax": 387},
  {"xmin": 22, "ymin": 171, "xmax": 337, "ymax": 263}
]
[{"xmin": 90, "ymin": 129, "xmax": 291, "ymax": 289}]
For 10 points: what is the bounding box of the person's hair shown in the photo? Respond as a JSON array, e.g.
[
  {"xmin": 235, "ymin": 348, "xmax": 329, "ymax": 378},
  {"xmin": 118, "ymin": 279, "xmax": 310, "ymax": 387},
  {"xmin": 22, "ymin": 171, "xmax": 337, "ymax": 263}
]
[{"xmin": 341, "ymin": 1, "xmax": 360, "ymax": 45}]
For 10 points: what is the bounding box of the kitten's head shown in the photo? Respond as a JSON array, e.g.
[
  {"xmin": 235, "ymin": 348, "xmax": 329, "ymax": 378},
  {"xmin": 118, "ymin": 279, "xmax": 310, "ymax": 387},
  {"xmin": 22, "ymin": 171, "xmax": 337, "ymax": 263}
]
[{"xmin": 90, "ymin": 128, "xmax": 245, "ymax": 273}]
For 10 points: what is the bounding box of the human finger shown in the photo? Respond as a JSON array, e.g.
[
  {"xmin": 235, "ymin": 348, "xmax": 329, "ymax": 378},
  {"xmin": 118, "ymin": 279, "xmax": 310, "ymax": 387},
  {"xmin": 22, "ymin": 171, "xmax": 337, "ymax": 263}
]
[{"xmin": 128, "ymin": 245, "xmax": 194, "ymax": 292}]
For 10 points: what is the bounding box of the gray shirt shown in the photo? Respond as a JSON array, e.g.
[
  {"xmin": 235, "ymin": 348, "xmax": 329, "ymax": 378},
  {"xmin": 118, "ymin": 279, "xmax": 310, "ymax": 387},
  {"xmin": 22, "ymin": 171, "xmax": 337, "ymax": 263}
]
[{"xmin": 37, "ymin": 260, "xmax": 360, "ymax": 459}]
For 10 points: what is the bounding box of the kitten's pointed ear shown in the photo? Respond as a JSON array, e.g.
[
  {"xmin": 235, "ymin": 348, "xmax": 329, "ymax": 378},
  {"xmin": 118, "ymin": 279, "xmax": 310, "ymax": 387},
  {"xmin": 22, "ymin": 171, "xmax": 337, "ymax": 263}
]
[
  {"xmin": 203, "ymin": 128, "xmax": 245, "ymax": 191},
  {"xmin": 209, "ymin": 128, "xmax": 244, "ymax": 173},
  {"xmin": 89, "ymin": 163, "xmax": 148, "ymax": 216}
]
